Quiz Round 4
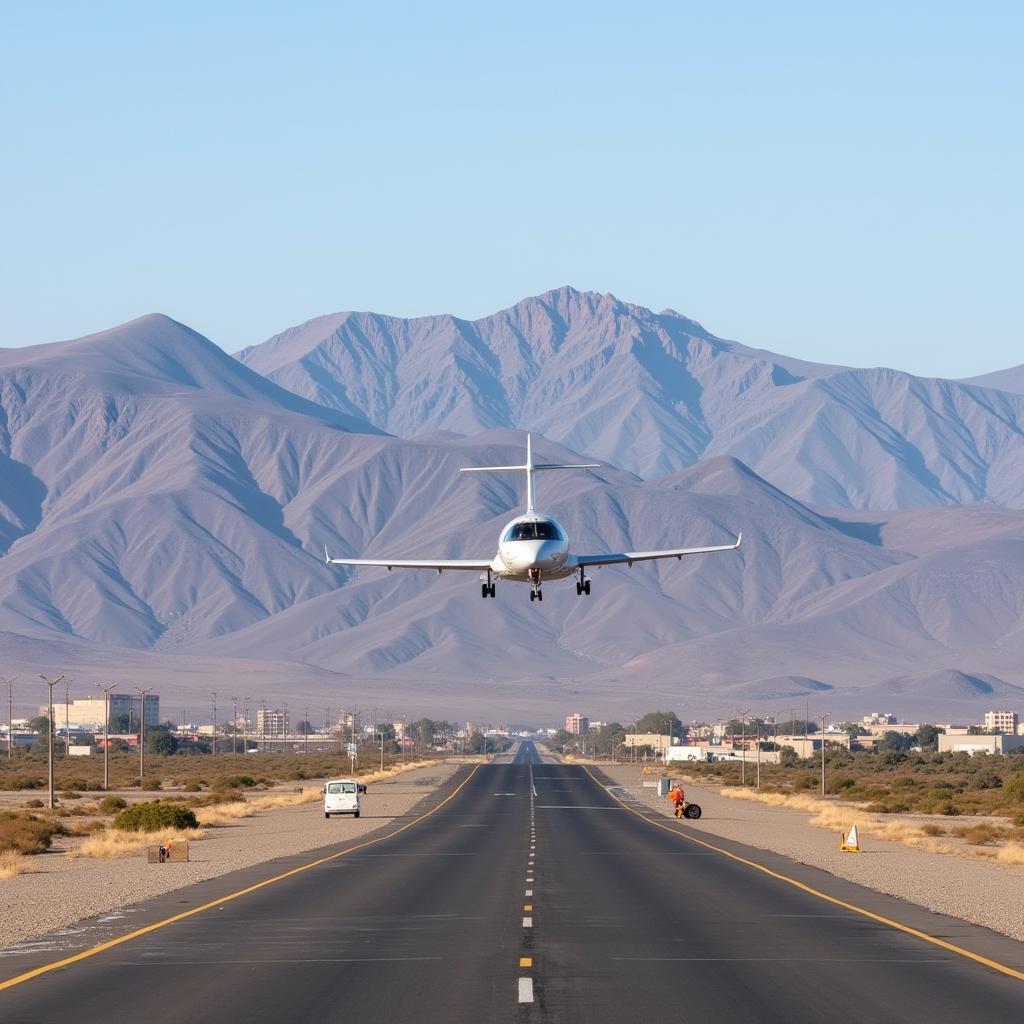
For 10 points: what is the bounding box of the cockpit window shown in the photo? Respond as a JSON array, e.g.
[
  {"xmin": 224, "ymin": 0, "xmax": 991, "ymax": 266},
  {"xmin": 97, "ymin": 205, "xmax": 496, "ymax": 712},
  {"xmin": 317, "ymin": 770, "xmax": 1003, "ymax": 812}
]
[{"xmin": 505, "ymin": 521, "xmax": 563, "ymax": 542}]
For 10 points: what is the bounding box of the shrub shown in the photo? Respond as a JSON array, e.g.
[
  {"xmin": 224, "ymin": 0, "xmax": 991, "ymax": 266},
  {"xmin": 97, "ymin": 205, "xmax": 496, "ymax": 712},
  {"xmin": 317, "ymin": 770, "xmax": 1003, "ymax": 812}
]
[
  {"xmin": 892, "ymin": 776, "xmax": 918, "ymax": 788},
  {"xmin": 59, "ymin": 790, "xmax": 83, "ymax": 800},
  {"xmin": 0, "ymin": 775, "xmax": 45, "ymax": 791},
  {"xmin": 140, "ymin": 777, "xmax": 162, "ymax": 791},
  {"xmin": 183, "ymin": 781, "xmax": 203, "ymax": 792},
  {"xmin": 794, "ymin": 773, "xmax": 815, "ymax": 791},
  {"xmin": 921, "ymin": 823, "xmax": 946, "ymax": 836},
  {"xmin": 112, "ymin": 803, "xmax": 198, "ymax": 833},
  {"xmin": 1014, "ymin": 809, "xmax": 1024, "ymax": 827},
  {"xmin": 962, "ymin": 824, "xmax": 1001, "ymax": 846},
  {"xmin": 826, "ymin": 775, "xmax": 856, "ymax": 794},
  {"xmin": 0, "ymin": 812, "xmax": 66, "ymax": 854},
  {"xmin": 99, "ymin": 796, "xmax": 127, "ymax": 814},
  {"xmin": 971, "ymin": 770, "xmax": 1003, "ymax": 791},
  {"xmin": 1004, "ymin": 771, "xmax": 1024, "ymax": 804},
  {"xmin": 23, "ymin": 799, "xmax": 44, "ymax": 809},
  {"xmin": 217, "ymin": 774, "xmax": 257, "ymax": 789}
]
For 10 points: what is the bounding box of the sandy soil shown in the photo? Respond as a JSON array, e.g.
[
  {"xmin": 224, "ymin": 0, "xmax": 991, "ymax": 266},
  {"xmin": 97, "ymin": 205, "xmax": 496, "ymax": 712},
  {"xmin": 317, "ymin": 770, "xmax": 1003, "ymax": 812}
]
[
  {"xmin": 597, "ymin": 764, "xmax": 1024, "ymax": 943},
  {"xmin": 0, "ymin": 761, "xmax": 460, "ymax": 952}
]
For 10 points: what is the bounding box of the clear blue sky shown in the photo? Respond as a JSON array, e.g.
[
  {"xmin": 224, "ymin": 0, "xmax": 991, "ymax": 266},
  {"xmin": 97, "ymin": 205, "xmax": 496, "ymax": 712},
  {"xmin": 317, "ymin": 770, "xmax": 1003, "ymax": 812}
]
[{"xmin": 2, "ymin": 2, "xmax": 1020, "ymax": 376}]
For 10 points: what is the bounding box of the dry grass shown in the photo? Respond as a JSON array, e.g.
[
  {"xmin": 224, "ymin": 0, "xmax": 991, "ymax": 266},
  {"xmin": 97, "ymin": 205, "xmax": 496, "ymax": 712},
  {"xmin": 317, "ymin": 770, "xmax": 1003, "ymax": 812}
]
[
  {"xmin": 70, "ymin": 827, "xmax": 204, "ymax": 860},
  {"xmin": 995, "ymin": 842, "xmax": 1024, "ymax": 866},
  {"xmin": 0, "ymin": 850, "xmax": 31, "ymax": 879}
]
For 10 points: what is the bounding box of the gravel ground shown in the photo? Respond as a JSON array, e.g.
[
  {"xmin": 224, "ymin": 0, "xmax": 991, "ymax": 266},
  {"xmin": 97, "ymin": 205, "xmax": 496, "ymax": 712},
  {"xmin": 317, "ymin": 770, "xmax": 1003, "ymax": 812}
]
[
  {"xmin": 598, "ymin": 764, "xmax": 1024, "ymax": 943},
  {"xmin": 0, "ymin": 761, "xmax": 459, "ymax": 952}
]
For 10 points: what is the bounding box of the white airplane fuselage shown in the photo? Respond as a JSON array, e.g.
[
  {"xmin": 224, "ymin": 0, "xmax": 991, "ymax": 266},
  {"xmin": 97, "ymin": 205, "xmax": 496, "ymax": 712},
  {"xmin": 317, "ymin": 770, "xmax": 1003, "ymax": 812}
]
[{"xmin": 490, "ymin": 513, "xmax": 572, "ymax": 581}]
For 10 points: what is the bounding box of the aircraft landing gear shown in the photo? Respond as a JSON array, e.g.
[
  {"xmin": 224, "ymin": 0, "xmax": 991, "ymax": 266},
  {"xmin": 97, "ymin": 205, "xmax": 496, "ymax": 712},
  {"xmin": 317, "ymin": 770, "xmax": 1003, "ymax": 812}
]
[
  {"xmin": 481, "ymin": 572, "xmax": 496, "ymax": 599},
  {"xmin": 530, "ymin": 588, "xmax": 543, "ymax": 602},
  {"xmin": 529, "ymin": 569, "xmax": 542, "ymax": 602},
  {"xmin": 576, "ymin": 569, "xmax": 591, "ymax": 596}
]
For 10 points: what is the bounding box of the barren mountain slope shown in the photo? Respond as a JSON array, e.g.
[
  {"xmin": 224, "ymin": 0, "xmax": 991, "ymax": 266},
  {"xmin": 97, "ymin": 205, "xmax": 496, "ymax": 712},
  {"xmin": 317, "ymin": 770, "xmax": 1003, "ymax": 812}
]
[{"xmin": 238, "ymin": 286, "xmax": 1024, "ymax": 508}]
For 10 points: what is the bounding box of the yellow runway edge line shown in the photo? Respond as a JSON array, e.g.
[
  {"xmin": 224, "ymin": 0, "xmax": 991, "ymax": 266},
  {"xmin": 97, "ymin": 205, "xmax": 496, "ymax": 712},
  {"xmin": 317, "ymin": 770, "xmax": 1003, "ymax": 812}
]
[
  {"xmin": 584, "ymin": 767, "xmax": 1024, "ymax": 984},
  {"xmin": 0, "ymin": 765, "xmax": 481, "ymax": 993}
]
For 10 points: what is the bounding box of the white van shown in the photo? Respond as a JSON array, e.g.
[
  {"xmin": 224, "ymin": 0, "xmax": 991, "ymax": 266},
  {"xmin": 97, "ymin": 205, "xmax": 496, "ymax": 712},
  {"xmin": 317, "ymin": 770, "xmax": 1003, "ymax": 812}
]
[{"xmin": 323, "ymin": 778, "xmax": 361, "ymax": 819}]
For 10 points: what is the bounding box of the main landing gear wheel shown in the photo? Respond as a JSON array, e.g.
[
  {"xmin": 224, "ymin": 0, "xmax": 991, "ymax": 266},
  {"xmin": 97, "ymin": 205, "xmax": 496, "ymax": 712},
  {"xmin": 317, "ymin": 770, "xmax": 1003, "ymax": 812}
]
[
  {"xmin": 530, "ymin": 589, "xmax": 543, "ymax": 602},
  {"xmin": 481, "ymin": 582, "xmax": 496, "ymax": 599},
  {"xmin": 683, "ymin": 803, "xmax": 702, "ymax": 819},
  {"xmin": 576, "ymin": 580, "xmax": 591, "ymax": 596}
]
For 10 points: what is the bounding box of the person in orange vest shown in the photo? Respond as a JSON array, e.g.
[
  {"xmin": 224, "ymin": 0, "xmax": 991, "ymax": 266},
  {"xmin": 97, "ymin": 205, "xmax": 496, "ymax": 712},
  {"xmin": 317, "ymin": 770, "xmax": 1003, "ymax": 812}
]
[{"xmin": 667, "ymin": 782, "xmax": 686, "ymax": 817}]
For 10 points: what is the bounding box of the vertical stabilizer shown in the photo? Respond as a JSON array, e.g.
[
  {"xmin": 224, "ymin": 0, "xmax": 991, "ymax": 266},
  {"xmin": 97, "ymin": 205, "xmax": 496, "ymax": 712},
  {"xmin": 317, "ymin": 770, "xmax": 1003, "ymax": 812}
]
[
  {"xmin": 458, "ymin": 434, "xmax": 600, "ymax": 512},
  {"xmin": 526, "ymin": 432, "xmax": 535, "ymax": 513}
]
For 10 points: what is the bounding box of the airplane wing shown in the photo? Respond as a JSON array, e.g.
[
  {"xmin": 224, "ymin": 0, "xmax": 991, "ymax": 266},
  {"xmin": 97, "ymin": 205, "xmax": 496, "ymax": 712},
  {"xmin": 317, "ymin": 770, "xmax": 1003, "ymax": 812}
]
[
  {"xmin": 325, "ymin": 547, "xmax": 493, "ymax": 573},
  {"xmin": 569, "ymin": 533, "xmax": 742, "ymax": 569}
]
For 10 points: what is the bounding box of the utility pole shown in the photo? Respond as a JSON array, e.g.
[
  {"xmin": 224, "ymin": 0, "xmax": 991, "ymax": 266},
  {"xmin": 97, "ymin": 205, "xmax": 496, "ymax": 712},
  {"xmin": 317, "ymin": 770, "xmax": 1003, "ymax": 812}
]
[
  {"xmin": 97, "ymin": 683, "xmax": 117, "ymax": 790},
  {"xmin": 39, "ymin": 675, "xmax": 65, "ymax": 809},
  {"xmin": 819, "ymin": 712, "xmax": 831, "ymax": 795},
  {"xmin": 242, "ymin": 695, "xmax": 250, "ymax": 755},
  {"xmin": 211, "ymin": 690, "xmax": 217, "ymax": 756},
  {"xmin": 63, "ymin": 677, "xmax": 73, "ymax": 755},
  {"xmin": 136, "ymin": 687, "xmax": 153, "ymax": 781},
  {"xmin": 304, "ymin": 703, "xmax": 309, "ymax": 755},
  {"xmin": 2, "ymin": 675, "xmax": 19, "ymax": 760},
  {"xmin": 756, "ymin": 720, "xmax": 761, "ymax": 790},
  {"xmin": 231, "ymin": 695, "xmax": 238, "ymax": 755},
  {"xmin": 737, "ymin": 708, "xmax": 750, "ymax": 787},
  {"xmin": 380, "ymin": 729, "xmax": 384, "ymax": 772},
  {"xmin": 350, "ymin": 708, "xmax": 357, "ymax": 774}
]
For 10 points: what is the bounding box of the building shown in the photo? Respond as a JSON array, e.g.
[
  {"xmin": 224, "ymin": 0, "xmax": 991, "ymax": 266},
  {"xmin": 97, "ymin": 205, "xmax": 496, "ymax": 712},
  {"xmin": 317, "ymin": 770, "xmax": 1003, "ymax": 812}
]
[
  {"xmin": 41, "ymin": 693, "xmax": 158, "ymax": 731},
  {"xmin": 862, "ymin": 712, "xmax": 896, "ymax": 726},
  {"xmin": 623, "ymin": 732, "xmax": 671, "ymax": 753},
  {"xmin": 774, "ymin": 733, "xmax": 852, "ymax": 757},
  {"xmin": 983, "ymin": 711, "xmax": 1019, "ymax": 734},
  {"xmin": 256, "ymin": 706, "xmax": 289, "ymax": 738},
  {"xmin": 565, "ymin": 713, "xmax": 589, "ymax": 735},
  {"xmin": 938, "ymin": 733, "xmax": 1024, "ymax": 756}
]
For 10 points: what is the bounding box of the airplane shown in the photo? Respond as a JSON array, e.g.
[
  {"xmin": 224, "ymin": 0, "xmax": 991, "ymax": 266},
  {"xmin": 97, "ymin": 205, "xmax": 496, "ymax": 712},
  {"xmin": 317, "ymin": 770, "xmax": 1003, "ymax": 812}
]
[{"xmin": 325, "ymin": 434, "xmax": 741, "ymax": 602}]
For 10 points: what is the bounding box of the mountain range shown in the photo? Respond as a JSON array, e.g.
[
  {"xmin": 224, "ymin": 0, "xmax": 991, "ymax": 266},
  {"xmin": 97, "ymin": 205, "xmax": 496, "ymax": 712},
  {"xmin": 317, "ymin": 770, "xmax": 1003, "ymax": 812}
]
[{"xmin": 2, "ymin": 290, "xmax": 1023, "ymax": 722}]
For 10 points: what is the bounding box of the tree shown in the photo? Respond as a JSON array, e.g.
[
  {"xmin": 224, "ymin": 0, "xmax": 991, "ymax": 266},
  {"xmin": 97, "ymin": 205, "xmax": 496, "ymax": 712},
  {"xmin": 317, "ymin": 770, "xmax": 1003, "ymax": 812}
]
[
  {"xmin": 550, "ymin": 729, "xmax": 576, "ymax": 753},
  {"xmin": 876, "ymin": 730, "xmax": 914, "ymax": 753},
  {"xmin": 108, "ymin": 712, "xmax": 130, "ymax": 733},
  {"xmin": 915, "ymin": 724, "xmax": 943, "ymax": 750},
  {"xmin": 146, "ymin": 728, "xmax": 178, "ymax": 755},
  {"xmin": 634, "ymin": 712, "xmax": 680, "ymax": 736},
  {"xmin": 27, "ymin": 715, "xmax": 49, "ymax": 735},
  {"xmin": 295, "ymin": 720, "xmax": 315, "ymax": 736}
]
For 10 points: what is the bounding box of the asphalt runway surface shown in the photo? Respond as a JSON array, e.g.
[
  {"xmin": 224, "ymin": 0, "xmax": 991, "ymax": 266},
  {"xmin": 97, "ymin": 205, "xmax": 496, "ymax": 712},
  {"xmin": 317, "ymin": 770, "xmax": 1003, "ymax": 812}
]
[{"xmin": 2, "ymin": 741, "xmax": 1023, "ymax": 1022}]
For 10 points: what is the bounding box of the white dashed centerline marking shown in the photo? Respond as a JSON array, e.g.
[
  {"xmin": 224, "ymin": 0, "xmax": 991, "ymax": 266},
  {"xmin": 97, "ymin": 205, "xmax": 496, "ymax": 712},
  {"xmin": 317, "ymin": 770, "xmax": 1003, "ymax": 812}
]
[
  {"xmin": 523, "ymin": 916, "xmax": 533, "ymax": 928},
  {"xmin": 519, "ymin": 977, "xmax": 534, "ymax": 1003},
  {"xmin": 525, "ymin": 889, "xmax": 533, "ymax": 897}
]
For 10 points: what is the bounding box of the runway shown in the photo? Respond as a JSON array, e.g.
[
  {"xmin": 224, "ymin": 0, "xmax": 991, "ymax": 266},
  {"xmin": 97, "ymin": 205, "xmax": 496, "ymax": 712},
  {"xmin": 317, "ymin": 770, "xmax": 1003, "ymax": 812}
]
[{"xmin": 2, "ymin": 741, "xmax": 1022, "ymax": 1022}]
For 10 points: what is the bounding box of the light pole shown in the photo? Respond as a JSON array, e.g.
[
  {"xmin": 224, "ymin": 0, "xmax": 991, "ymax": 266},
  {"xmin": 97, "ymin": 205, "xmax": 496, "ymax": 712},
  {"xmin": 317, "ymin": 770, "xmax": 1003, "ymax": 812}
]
[
  {"xmin": 97, "ymin": 683, "xmax": 117, "ymax": 790},
  {"xmin": 819, "ymin": 713, "xmax": 831, "ymax": 795},
  {"xmin": 737, "ymin": 708, "xmax": 750, "ymax": 786},
  {"xmin": 304, "ymin": 703, "xmax": 309, "ymax": 755},
  {"xmin": 231, "ymin": 695, "xmax": 238, "ymax": 756},
  {"xmin": 63, "ymin": 677, "xmax": 72, "ymax": 755},
  {"xmin": 136, "ymin": 686, "xmax": 153, "ymax": 781},
  {"xmin": 756, "ymin": 720, "xmax": 761, "ymax": 790},
  {"xmin": 2, "ymin": 675, "xmax": 19, "ymax": 759},
  {"xmin": 211, "ymin": 690, "xmax": 217, "ymax": 757},
  {"xmin": 39, "ymin": 675, "xmax": 65, "ymax": 809}
]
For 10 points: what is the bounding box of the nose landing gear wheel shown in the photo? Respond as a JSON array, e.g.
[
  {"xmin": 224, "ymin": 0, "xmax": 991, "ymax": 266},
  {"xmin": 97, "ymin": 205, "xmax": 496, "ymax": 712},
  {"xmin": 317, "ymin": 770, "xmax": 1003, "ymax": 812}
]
[
  {"xmin": 683, "ymin": 803, "xmax": 702, "ymax": 819},
  {"xmin": 530, "ymin": 589, "xmax": 543, "ymax": 602}
]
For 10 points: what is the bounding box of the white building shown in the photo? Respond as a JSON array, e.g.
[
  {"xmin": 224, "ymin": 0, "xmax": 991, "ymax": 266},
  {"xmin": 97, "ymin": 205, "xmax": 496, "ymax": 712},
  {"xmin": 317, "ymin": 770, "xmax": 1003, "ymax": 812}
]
[
  {"xmin": 983, "ymin": 711, "xmax": 1019, "ymax": 734},
  {"xmin": 938, "ymin": 733, "xmax": 1024, "ymax": 756},
  {"xmin": 256, "ymin": 707, "xmax": 289, "ymax": 738},
  {"xmin": 40, "ymin": 693, "xmax": 158, "ymax": 730}
]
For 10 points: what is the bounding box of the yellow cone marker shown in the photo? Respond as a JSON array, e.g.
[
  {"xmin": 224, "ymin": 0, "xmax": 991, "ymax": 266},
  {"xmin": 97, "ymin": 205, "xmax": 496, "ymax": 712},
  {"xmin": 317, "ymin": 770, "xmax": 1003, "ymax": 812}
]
[{"xmin": 841, "ymin": 824, "xmax": 860, "ymax": 853}]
